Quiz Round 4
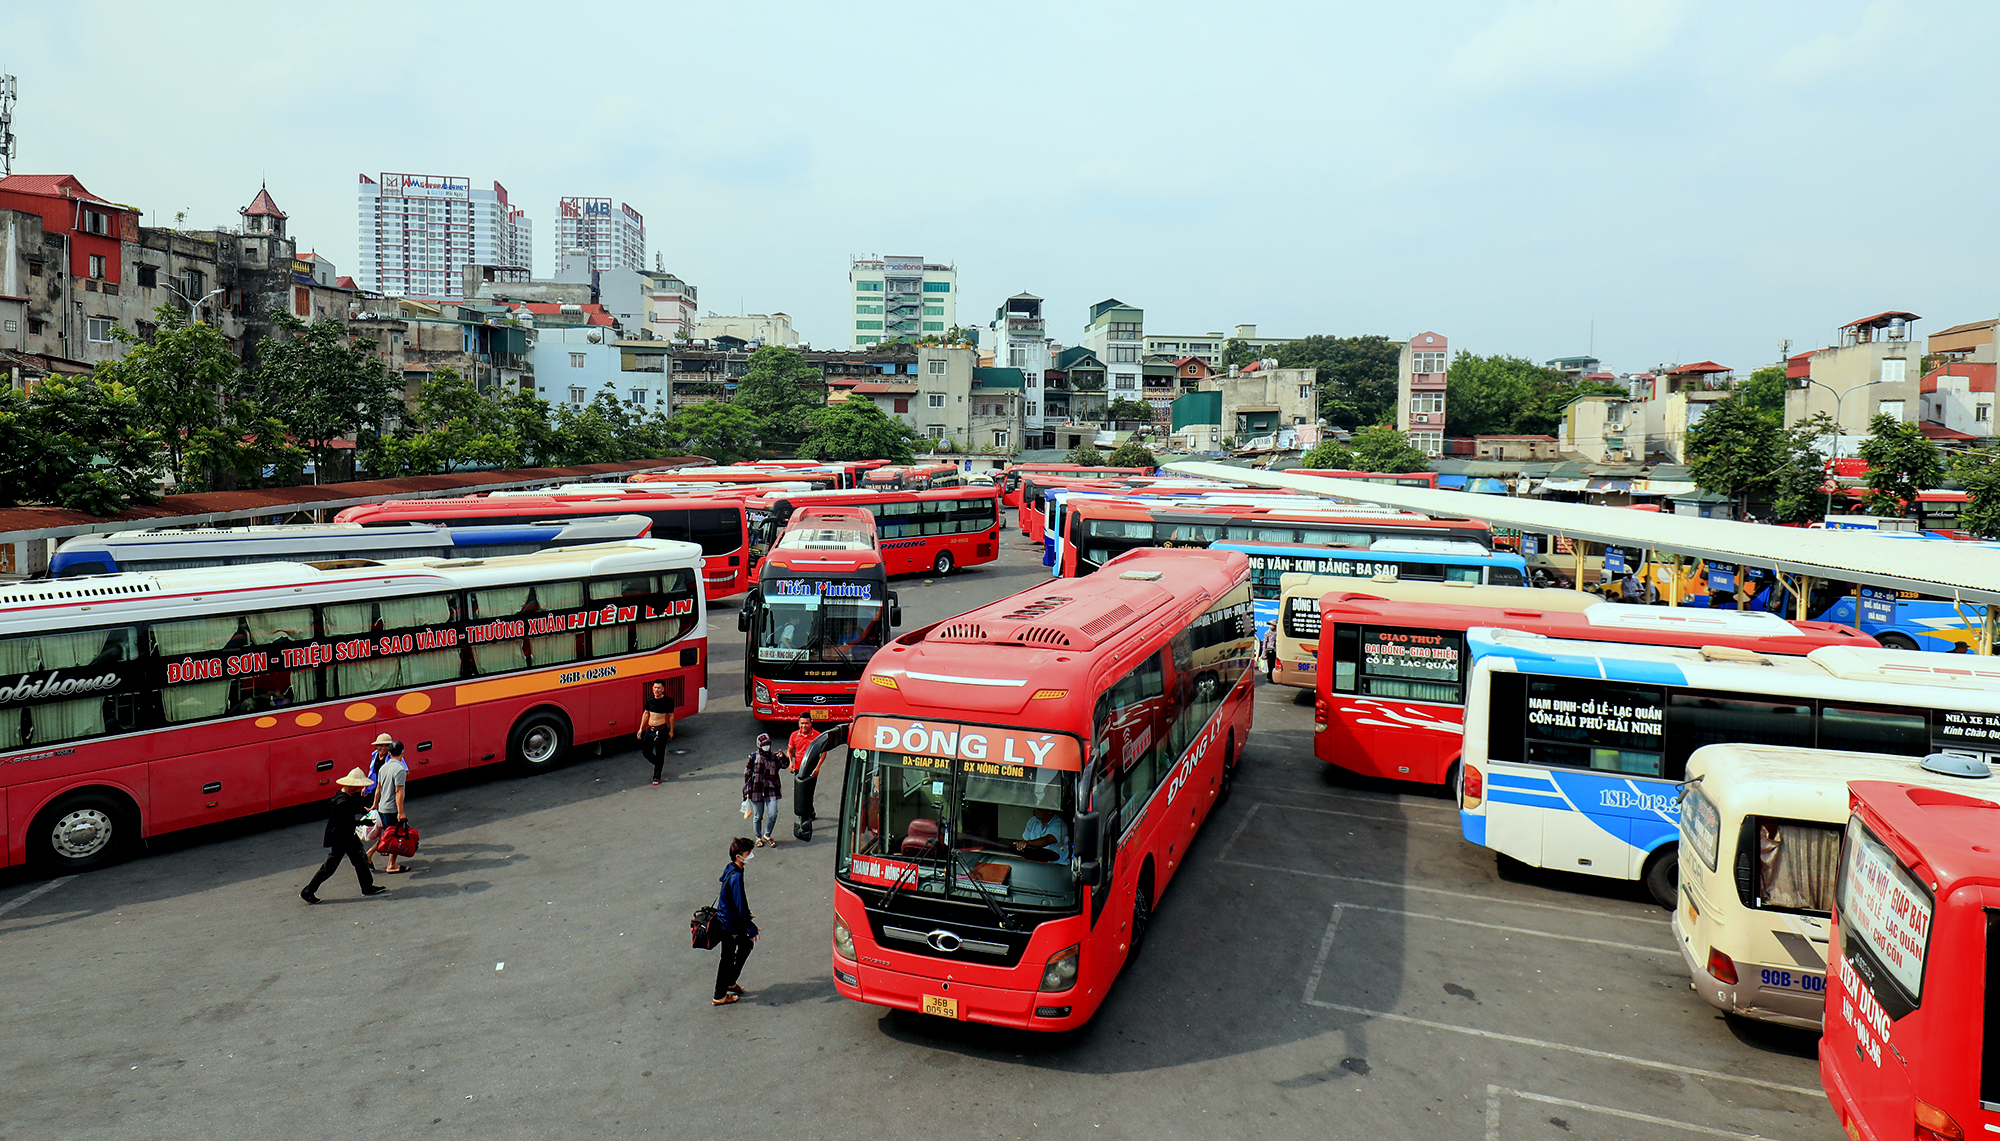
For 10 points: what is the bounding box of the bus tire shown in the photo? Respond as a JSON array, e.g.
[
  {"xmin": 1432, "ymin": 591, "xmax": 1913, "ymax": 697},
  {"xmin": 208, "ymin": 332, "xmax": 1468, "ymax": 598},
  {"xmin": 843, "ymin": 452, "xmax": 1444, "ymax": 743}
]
[
  {"xmin": 932, "ymin": 550, "xmax": 955, "ymax": 576},
  {"xmin": 508, "ymin": 709, "xmax": 573, "ymax": 774},
  {"xmin": 1129, "ymin": 879, "xmax": 1153, "ymax": 960},
  {"xmin": 1444, "ymin": 760, "xmax": 1462, "ymax": 803},
  {"xmin": 1642, "ymin": 846, "xmax": 1679, "ymax": 910},
  {"xmin": 1877, "ymin": 632, "xmax": 1920, "ymax": 652},
  {"xmin": 29, "ymin": 789, "xmax": 137, "ymax": 874},
  {"xmin": 1216, "ymin": 735, "xmax": 1237, "ymax": 806}
]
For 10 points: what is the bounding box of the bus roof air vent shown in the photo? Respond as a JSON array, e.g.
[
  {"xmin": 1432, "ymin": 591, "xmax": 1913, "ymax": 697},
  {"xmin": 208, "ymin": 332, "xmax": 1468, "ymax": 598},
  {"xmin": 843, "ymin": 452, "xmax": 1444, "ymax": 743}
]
[
  {"xmin": 1698, "ymin": 645, "xmax": 1771, "ymax": 664},
  {"xmin": 999, "ymin": 595, "xmax": 1075, "ymax": 621},
  {"xmin": 1921, "ymin": 752, "xmax": 1992, "ymax": 779},
  {"xmin": 935, "ymin": 622, "xmax": 988, "ymax": 641},
  {"xmin": 1015, "ymin": 626, "xmax": 1074, "ymax": 648},
  {"xmin": 1079, "ymin": 604, "xmax": 1137, "ymax": 641}
]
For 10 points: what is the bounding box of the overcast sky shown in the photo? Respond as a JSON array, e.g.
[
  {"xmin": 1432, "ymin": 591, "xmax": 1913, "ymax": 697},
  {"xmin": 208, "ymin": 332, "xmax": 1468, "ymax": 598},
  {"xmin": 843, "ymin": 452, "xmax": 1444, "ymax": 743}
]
[{"xmin": 10, "ymin": 1, "xmax": 1997, "ymax": 374}]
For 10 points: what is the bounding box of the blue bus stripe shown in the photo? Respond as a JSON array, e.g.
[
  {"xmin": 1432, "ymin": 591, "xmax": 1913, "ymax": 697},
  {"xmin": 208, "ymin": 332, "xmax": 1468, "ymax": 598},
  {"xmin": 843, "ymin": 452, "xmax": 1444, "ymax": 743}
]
[
  {"xmin": 1488, "ymin": 773, "xmax": 1557, "ymax": 791},
  {"xmin": 1488, "ymin": 790, "xmax": 1573, "ymax": 812}
]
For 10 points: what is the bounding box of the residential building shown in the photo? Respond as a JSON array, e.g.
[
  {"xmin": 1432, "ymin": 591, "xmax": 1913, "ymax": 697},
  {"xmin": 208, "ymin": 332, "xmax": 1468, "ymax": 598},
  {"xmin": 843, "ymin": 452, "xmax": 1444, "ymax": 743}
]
[
  {"xmin": 1560, "ymin": 393, "xmax": 1638, "ymax": 464},
  {"xmin": 1473, "ymin": 435, "xmax": 1561, "ymax": 462},
  {"xmin": 1140, "ymin": 355, "xmax": 1179, "ymax": 432},
  {"xmin": 1545, "ymin": 355, "xmax": 1601, "ymax": 377},
  {"xmin": 1080, "ymin": 298, "xmax": 1144, "ymax": 398},
  {"xmin": 597, "ymin": 268, "xmax": 697, "ymax": 341},
  {"xmin": 692, "ymin": 312, "xmax": 797, "ymax": 347},
  {"xmin": 348, "ymin": 296, "xmax": 533, "ymax": 403},
  {"xmin": 1207, "ymin": 362, "xmax": 1319, "ymax": 444},
  {"xmin": 1045, "ymin": 346, "xmax": 1109, "ymax": 452},
  {"xmin": 1144, "ymin": 324, "xmax": 1296, "ymax": 367},
  {"xmin": 849, "ymin": 255, "xmax": 954, "ymax": 347},
  {"xmin": 971, "ymin": 367, "xmax": 1025, "ymax": 455},
  {"xmin": 1397, "ymin": 330, "xmax": 1449, "ymax": 456},
  {"xmin": 1927, "ymin": 316, "xmax": 1995, "ymax": 363},
  {"xmin": 1784, "ymin": 312, "xmax": 1922, "ymax": 437},
  {"xmin": 1919, "ymin": 362, "xmax": 1995, "ymax": 441},
  {"xmin": 357, "ymin": 173, "xmax": 531, "ymax": 299},
  {"xmin": 555, "ymin": 197, "xmax": 644, "ymax": 272},
  {"xmin": 0, "ymin": 173, "xmax": 148, "ymax": 371},
  {"xmin": 988, "ymin": 293, "xmax": 1052, "ymax": 446}
]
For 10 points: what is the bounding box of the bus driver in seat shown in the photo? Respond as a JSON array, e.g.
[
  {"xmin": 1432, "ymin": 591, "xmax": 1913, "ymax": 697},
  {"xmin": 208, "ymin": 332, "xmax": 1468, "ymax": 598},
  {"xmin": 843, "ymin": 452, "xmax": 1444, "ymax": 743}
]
[{"xmin": 1012, "ymin": 807, "xmax": 1070, "ymax": 863}]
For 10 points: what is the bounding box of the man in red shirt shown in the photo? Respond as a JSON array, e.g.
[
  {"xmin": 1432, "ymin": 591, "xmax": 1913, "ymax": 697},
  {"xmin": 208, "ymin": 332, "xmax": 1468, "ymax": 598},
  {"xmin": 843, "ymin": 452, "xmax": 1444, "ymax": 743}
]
[
  {"xmin": 786, "ymin": 716, "xmax": 819, "ymax": 774},
  {"xmin": 787, "ymin": 716, "xmax": 825, "ymax": 842}
]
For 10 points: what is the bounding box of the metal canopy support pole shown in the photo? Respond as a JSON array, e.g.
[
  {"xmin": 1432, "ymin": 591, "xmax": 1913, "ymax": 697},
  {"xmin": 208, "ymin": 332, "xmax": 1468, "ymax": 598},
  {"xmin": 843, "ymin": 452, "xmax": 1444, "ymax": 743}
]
[
  {"xmin": 1981, "ymin": 604, "xmax": 1997, "ymax": 656},
  {"xmin": 1794, "ymin": 574, "xmax": 1814, "ymax": 622},
  {"xmin": 1572, "ymin": 539, "xmax": 1588, "ymax": 595}
]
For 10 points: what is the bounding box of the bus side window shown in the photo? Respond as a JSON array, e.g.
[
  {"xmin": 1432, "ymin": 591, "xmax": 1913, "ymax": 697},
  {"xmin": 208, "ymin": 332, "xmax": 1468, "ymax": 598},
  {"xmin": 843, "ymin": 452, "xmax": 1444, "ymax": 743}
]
[{"xmin": 1331, "ymin": 624, "xmax": 1359, "ymax": 692}]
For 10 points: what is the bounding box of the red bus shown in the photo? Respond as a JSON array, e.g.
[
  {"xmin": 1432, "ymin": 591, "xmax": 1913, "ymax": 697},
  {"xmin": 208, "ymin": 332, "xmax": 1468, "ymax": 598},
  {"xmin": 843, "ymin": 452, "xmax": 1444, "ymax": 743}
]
[
  {"xmin": 336, "ymin": 494, "xmax": 753, "ymax": 599},
  {"xmin": 1000, "ymin": 464, "xmax": 1151, "ymax": 510},
  {"xmin": 740, "ymin": 507, "xmax": 899, "ymax": 724},
  {"xmin": 1056, "ymin": 498, "xmax": 1492, "ymax": 577},
  {"xmin": 630, "ymin": 467, "xmax": 845, "ymax": 491},
  {"xmin": 1282, "ymin": 469, "xmax": 1440, "ymax": 490},
  {"xmin": 829, "ymin": 547, "xmax": 1257, "ymax": 1030},
  {"xmin": 1821, "ymin": 779, "xmax": 2000, "ymax": 1141},
  {"xmin": 750, "ymin": 488, "xmax": 1002, "ymax": 577},
  {"xmin": 6, "ymin": 540, "xmax": 707, "ymax": 873},
  {"xmin": 1311, "ymin": 594, "xmax": 1878, "ymax": 789},
  {"xmin": 863, "ymin": 464, "xmax": 964, "ymax": 491}
]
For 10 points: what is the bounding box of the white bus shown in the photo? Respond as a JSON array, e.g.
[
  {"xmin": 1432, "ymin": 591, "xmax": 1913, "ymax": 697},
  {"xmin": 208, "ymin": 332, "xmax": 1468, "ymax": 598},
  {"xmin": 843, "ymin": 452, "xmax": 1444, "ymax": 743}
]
[
  {"xmin": 1457, "ymin": 631, "xmax": 2000, "ymax": 906},
  {"xmin": 3, "ymin": 540, "xmax": 708, "ymax": 873},
  {"xmin": 1675, "ymin": 743, "xmax": 1998, "ymax": 1031}
]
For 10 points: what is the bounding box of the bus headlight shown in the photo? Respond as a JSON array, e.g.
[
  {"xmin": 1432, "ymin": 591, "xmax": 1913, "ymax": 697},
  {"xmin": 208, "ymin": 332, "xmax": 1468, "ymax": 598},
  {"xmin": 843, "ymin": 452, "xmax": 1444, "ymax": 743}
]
[
  {"xmin": 754, "ymin": 683, "xmax": 771, "ymax": 705},
  {"xmin": 833, "ymin": 915, "xmax": 856, "ymax": 960},
  {"xmin": 1040, "ymin": 943, "xmax": 1079, "ymax": 992}
]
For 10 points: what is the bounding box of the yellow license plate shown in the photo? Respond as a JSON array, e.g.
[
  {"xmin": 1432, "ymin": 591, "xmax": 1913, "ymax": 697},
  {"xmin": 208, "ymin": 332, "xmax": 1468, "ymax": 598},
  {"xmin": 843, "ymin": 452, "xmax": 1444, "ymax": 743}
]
[
  {"xmin": 921, "ymin": 994, "xmax": 958, "ymax": 1020},
  {"xmin": 809, "ymin": 709, "xmax": 834, "ymax": 721}
]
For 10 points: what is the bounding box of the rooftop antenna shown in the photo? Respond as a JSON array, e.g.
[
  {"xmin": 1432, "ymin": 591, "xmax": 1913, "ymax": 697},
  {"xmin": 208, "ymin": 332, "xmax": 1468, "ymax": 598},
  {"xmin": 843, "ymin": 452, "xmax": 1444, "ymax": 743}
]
[{"xmin": 0, "ymin": 72, "xmax": 17, "ymax": 177}]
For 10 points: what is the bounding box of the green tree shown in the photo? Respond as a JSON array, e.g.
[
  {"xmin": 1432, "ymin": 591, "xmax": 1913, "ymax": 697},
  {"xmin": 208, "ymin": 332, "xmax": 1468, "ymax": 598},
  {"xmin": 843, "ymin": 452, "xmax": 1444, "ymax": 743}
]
[
  {"xmin": 1105, "ymin": 397, "xmax": 1154, "ymax": 423},
  {"xmin": 1299, "ymin": 439, "xmax": 1360, "ymax": 470},
  {"xmin": 1858, "ymin": 413, "xmax": 1945, "ymax": 521},
  {"xmin": 253, "ymin": 312, "xmax": 402, "ymax": 482},
  {"xmin": 1735, "ymin": 365, "xmax": 1788, "ymax": 422},
  {"xmin": 547, "ymin": 389, "xmax": 635, "ymax": 466},
  {"xmin": 92, "ymin": 305, "xmax": 261, "ymax": 489},
  {"xmin": 1346, "ymin": 425, "xmax": 1432, "ymax": 473},
  {"xmin": 1953, "ymin": 448, "xmax": 2000, "ymax": 539},
  {"xmin": 1065, "ymin": 444, "xmax": 1105, "ymax": 465},
  {"xmin": 0, "ymin": 379, "xmax": 167, "ymax": 514},
  {"xmin": 1272, "ymin": 335, "xmax": 1401, "ymax": 431},
  {"xmin": 732, "ymin": 345, "xmax": 824, "ymax": 442},
  {"xmin": 656, "ymin": 400, "xmax": 762, "ymax": 463},
  {"xmin": 1220, "ymin": 338, "xmax": 1260, "ymax": 369},
  {"xmin": 367, "ymin": 368, "xmax": 520, "ymax": 476},
  {"xmin": 1442, "ymin": 353, "xmax": 1625, "ymax": 438},
  {"xmin": 1771, "ymin": 412, "xmax": 1838, "ymax": 525},
  {"xmin": 1106, "ymin": 441, "xmax": 1158, "ymax": 469},
  {"xmin": 1684, "ymin": 396, "xmax": 1782, "ymax": 517},
  {"xmin": 796, "ymin": 397, "xmax": 918, "ymax": 464}
]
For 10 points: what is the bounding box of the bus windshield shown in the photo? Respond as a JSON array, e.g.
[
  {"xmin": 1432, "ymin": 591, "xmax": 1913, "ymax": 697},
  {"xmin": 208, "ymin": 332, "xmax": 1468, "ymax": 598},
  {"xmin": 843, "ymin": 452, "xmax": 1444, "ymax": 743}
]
[
  {"xmin": 756, "ymin": 583, "xmax": 885, "ymax": 670},
  {"xmin": 841, "ymin": 736, "xmax": 1081, "ymax": 912}
]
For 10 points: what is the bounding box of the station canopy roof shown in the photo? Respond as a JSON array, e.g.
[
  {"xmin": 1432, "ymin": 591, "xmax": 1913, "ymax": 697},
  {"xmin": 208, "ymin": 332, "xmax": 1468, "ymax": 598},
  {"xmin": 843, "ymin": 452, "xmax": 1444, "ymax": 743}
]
[{"xmin": 1165, "ymin": 462, "xmax": 2000, "ymax": 606}]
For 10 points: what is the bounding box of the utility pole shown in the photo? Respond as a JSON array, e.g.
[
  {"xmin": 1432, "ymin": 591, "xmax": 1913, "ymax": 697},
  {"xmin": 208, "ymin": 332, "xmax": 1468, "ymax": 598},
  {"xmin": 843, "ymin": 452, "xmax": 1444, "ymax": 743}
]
[{"xmin": 0, "ymin": 73, "xmax": 17, "ymax": 177}]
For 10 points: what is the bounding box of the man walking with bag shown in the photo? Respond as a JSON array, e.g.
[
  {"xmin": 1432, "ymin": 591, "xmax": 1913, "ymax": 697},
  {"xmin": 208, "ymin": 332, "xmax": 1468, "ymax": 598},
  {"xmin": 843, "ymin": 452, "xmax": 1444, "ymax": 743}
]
[
  {"xmin": 302, "ymin": 769, "xmax": 389, "ymax": 904},
  {"xmin": 712, "ymin": 837, "xmax": 758, "ymax": 1006},
  {"xmin": 374, "ymin": 741, "xmax": 411, "ymax": 874}
]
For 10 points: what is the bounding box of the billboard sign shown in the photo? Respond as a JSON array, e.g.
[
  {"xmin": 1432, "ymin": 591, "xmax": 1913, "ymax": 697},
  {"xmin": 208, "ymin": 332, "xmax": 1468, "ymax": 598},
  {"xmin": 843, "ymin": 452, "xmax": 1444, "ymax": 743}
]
[{"xmin": 381, "ymin": 173, "xmax": 469, "ymax": 200}]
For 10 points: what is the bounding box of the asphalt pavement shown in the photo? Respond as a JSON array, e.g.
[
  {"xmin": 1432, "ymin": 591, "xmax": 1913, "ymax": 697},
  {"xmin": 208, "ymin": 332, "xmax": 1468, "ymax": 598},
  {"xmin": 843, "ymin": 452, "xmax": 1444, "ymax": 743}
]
[{"xmin": 0, "ymin": 533, "xmax": 1836, "ymax": 1141}]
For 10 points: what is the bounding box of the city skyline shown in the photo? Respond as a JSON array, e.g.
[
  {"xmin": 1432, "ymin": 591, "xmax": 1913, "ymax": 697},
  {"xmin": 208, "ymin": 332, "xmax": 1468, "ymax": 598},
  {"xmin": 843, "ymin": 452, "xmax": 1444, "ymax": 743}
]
[{"xmin": 7, "ymin": 0, "xmax": 1998, "ymax": 371}]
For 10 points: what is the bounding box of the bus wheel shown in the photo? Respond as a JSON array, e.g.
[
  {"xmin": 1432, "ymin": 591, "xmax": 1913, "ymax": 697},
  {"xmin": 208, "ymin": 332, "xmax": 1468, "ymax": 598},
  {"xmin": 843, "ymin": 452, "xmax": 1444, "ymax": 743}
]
[
  {"xmin": 1642, "ymin": 847, "xmax": 1679, "ymax": 910},
  {"xmin": 1216, "ymin": 736, "xmax": 1237, "ymax": 806},
  {"xmin": 932, "ymin": 550, "xmax": 955, "ymax": 575},
  {"xmin": 508, "ymin": 710, "xmax": 572, "ymax": 774},
  {"xmin": 1129, "ymin": 883, "xmax": 1152, "ymax": 959},
  {"xmin": 1877, "ymin": 632, "xmax": 1920, "ymax": 652},
  {"xmin": 30, "ymin": 790, "xmax": 136, "ymax": 874},
  {"xmin": 1444, "ymin": 761, "xmax": 1462, "ymax": 804}
]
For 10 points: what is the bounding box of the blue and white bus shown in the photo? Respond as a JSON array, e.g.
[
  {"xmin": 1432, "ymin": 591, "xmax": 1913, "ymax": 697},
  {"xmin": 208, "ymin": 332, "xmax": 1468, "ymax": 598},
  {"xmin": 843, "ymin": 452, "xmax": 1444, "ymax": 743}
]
[
  {"xmin": 50, "ymin": 516, "xmax": 652, "ymax": 579},
  {"xmin": 1457, "ymin": 629, "xmax": 2000, "ymax": 907},
  {"xmin": 1212, "ymin": 538, "xmax": 1529, "ymax": 645}
]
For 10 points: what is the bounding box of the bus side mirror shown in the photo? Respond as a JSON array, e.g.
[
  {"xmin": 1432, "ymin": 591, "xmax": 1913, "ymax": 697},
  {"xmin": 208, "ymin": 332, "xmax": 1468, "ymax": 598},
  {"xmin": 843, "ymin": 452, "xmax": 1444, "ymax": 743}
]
[
  {"xmin": 737, "ymin": 592, "xmax": 757, "ymax": 633},
  {"xmin": 1075, "ymin": 859, "xmax": 1101, "ymax": 886},
  {"xmin": 1074, "ymin": 811, "xmax": 1100, "ymax": 862},
  {"xmin": 889, "ymin": 592, "xmax": 903, "ymax": 628}
]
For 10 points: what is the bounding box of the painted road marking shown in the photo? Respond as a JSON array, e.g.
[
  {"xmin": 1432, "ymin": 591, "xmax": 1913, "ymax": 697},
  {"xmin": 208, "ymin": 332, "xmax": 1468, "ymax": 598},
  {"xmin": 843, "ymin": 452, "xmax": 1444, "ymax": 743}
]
[
  {"xmin": 1301, "ymin": 905, "xmax": 1819, "ymax": 1099},
  {"xmin": 0, "ymin": 876, "xmax": 74, "ymax": 919},
  {"xmin": 1486, "ymin": 1086, "xmax": 1775, "ymax": 1141}
]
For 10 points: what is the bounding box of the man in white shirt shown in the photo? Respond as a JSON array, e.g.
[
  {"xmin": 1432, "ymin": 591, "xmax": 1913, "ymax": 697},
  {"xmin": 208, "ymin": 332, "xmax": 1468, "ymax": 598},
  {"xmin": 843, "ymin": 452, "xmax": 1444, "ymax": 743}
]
[{"xmin": 1013, "ymin": 807, "xmax": 1070, "ymax": 863}]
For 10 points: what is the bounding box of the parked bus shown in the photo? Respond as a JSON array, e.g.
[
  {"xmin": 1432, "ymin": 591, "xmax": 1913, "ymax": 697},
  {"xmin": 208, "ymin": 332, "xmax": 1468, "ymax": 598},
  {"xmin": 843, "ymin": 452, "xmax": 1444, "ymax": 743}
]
[
  {"xmin": 1036, "ymin": 483, "xmax": 1328, "ymax": 563},
  {"xmin": 1316, "ymin": 600, "xmax": 1873, "ymax": 795},
  {"xmin": 1280, "ymin": 470, "xmax": 1441, "ymax": 490},
  {"xmin": 630, "ymin": 467, "xmax": 845, "ymax": 491},
  {"xmin": 830, "ymin": 548, "xmax": 1256, "ymax": 1030},
  {"xmin": 863, "ymin": 464, "xmax": 964, "ymax": 491},
  {"xmin": 1002, "ymin": 464, "xmax": 1151, "ymax": 512},
  {"xmin": 739, "ymin": 507, "xmax": 899, "ymax": 724},
  {"xmin": 1458, "ymin": 633, "xmax": 2000, "ymax": 906},
  {"xmin": 50, "ymin": 516, "xmax": 651, "ymax": 579},
  {"xmin": 1270, "ymin": 577, "xmax": 1598, "ymax": 689},
  {"xmin": 1215, "ymin": 538, "xmax": 1529, "ymax": 645},
  {"xmin": 1820, "ymin": 779, "xmax": 2000, "ymax": 1141},
  {"xmin": 6, "ymin": 540, "xmax": 708, "ymax": 874},
  {"xmin": 749, "ymin": 487, "xmax": 1002, "ymax": 577},
  {"xmin": 1675, "ymin": 744, "xmax": 1997, "ymax": 1032},
  {"xmin": 336, "ymin": 494, "xmax": 753, "ymax": 600},
  {"xmin": 1057, "ymin": 498, "xmax": 1493, "ymax": 579}
]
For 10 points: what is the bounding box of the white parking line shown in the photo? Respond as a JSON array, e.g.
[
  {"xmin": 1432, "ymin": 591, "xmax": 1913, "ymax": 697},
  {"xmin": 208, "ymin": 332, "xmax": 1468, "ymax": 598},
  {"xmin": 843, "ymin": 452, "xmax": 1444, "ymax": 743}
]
[
  {"xmin": 1338, "ymin": 902, "xmax": 1673, "ymax": 956},
  {"xmin": 1301, "ymin": 905, "xmax": 1818, "ymax": 1098},
  {"xmin": 0, "ymin": 876, "xmax": 74, "ymax": 919},
  {"xmin": 1486, "ymin": 1086, "xmax": 1774, "ymax": 1140},
  {"xmin": 1282, "ymin": 802, "xmax": 1459, "ymax": 832}
]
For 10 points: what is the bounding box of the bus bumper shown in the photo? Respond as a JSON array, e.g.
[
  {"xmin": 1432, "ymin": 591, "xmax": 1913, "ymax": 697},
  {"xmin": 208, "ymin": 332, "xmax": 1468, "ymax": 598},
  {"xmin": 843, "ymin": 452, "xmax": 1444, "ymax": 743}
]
[
  {"xmin": 1672, "ymin": 914, "xmax": 1826, "ymax": 1031},
  {"xmin": 1271, "ymin": 660, "xmax": 1314, "ymax": 689},
  {"xmin": 833, "ymin": 957, "xmax": 1090, "ymax": 1032},
  {"xmin": 751, "ymin": 694, "xmax": 854, "ymax": 724}
]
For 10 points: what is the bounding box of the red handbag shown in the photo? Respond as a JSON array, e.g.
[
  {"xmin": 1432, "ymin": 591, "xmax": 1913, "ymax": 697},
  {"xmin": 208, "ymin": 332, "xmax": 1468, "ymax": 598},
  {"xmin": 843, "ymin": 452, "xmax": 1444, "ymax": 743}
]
[{"xmin": 377, "ymin": 823, "xmax": 419, "ymax": 858}]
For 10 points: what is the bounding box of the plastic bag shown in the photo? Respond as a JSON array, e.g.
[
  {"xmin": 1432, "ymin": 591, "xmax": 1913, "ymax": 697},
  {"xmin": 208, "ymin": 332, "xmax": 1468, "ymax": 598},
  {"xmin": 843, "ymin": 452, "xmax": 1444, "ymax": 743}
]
[{"xmin": 740, "ymin": 798, "xmax": 752, "ymax": 819}]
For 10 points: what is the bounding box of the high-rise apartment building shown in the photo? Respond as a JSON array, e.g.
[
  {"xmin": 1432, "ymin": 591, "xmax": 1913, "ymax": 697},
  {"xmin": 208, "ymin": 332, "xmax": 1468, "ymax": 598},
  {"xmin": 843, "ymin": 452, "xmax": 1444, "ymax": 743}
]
[
  {"xmin": 1397, "ymin": 330, "xmax": 1449, "ymax": 456},
  {"xmin": 356, "ymin": 173, "xmax": 531, "ymax": 298},
  {"xmin": 555, "ymin": 197, "xmax": 645, "ymax": 272},
  {"xmin": 849, "ymin": 255, "xmax": 954, "ymax": 347}
]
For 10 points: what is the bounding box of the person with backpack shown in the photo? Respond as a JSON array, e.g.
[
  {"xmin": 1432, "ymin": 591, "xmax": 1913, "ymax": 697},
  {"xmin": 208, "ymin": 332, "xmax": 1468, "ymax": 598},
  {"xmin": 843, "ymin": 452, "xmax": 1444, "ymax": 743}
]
[
  {"xmin": 743, "ymin": 734, "xmax": 784, "ymax": 847},
  {"xmin": 712, "ymin": 836, "xmax": 758, "ymax": 1006}
]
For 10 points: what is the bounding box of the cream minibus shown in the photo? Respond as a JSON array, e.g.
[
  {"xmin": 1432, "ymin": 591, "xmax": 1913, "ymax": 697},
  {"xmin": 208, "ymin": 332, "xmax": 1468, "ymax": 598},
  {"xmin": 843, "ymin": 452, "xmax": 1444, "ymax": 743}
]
[
  {"xmin": 1268, "ymin": 574, "xmax": 1596, "ymax": 689},
  {"xmin": 1674, "ymin": 743, "xmax": 1997, "ymax": 1030}
]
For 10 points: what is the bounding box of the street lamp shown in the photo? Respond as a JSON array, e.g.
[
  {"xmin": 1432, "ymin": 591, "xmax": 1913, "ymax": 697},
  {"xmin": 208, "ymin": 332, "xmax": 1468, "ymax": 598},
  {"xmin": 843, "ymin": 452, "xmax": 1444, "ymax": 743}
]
[
  {"xmin": 164, "ymin": 282, "xmax": 224, "ymax": 325},
  {"xmin": 1795, "ymin": 376, "xmax": 1886, "ymax": 516}
]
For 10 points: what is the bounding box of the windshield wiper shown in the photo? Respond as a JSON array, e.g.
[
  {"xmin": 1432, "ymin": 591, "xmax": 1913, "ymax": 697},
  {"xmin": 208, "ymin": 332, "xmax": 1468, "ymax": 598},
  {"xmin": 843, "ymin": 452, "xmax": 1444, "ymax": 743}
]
[
  {"xmin": 950, "ymin": 848, "xmax": 1021, "ymax": 931},
  {"xmin": 875, "ymin": 857, "xmax": 921, "ymax": 914}
]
